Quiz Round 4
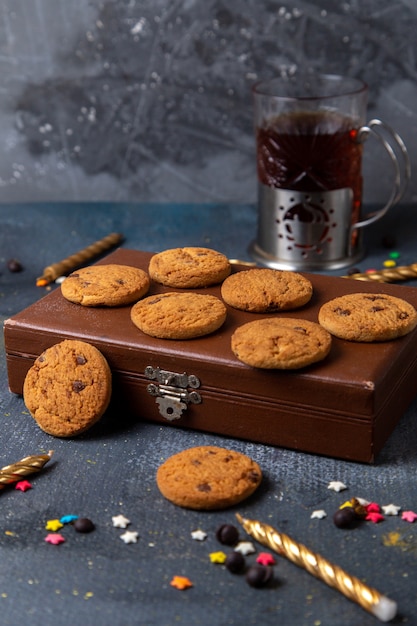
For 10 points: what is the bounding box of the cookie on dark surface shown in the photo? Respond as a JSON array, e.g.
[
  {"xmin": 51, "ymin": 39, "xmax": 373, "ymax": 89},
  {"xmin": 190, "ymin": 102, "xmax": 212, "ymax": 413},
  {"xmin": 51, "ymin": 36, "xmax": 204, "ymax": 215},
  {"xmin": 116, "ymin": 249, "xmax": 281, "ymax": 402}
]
[
  {"xmin": 148, "ymin": 246, "xmax": 231, "ymax": 288},
  {"xmin": 130, "ymin": 292, "xmax": 227, "ymax": 339},
  {"xmin": 23, "ymin": 339, "xmax": 112, "ymax": 437},
  {"xmin": 231, "ymin": 317, "xmax": 332, "ymax": 369},
  {"xmin": 156, "ymin": 446, "xmax": 262, "ymax": 510},
  {"xmin": 318, "ymin": 293, "xmax": 417, "ymax": 342},
  {"xmin": 61, "ymin": 264, "xmax": 150, "ymax": 307},
  {"xmin": 221, "ymin": 268, "xmax": 313, "ymax": 312}
]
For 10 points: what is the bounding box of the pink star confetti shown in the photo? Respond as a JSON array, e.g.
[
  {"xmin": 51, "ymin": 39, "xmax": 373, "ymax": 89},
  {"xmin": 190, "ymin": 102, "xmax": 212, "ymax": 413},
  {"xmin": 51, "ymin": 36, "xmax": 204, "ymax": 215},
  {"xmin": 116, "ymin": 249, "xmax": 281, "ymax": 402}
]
[
  {"xmin": 45, "ymin": 533, "xmax": 66, "ymax": 545},
  {"xmin": 15, "ymin": 480, "xmax": 32, "ymax": 492},
  {"xmin": 256, "ymin": 552, "xmax": 276, "ymax": 566},
  {"xmin": 401, "ymin": 510, "xmax": 417, "ymax": 523}
]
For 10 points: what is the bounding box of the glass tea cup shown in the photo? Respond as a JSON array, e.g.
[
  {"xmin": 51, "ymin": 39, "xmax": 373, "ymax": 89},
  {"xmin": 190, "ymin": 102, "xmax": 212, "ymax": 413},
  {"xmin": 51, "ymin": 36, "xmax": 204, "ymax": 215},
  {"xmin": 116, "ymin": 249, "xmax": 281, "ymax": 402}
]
[{"xmin": 250, "ymin": 74, "xmax": 410, "ymax": 271}]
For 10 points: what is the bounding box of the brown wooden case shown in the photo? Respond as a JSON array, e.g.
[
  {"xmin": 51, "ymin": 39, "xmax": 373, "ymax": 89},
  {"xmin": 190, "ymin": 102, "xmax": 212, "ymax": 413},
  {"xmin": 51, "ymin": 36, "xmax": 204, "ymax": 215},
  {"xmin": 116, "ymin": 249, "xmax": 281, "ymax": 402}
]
[{"xmin": 4, "ymin": 248, "xmax": 417, "ymax": 462}]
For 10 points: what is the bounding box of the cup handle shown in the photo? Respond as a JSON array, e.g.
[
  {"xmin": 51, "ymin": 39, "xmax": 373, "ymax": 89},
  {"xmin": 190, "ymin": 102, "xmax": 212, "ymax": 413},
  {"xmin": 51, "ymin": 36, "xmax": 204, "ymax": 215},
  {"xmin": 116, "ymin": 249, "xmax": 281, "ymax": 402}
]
[{"xmin": 353, "ymin": 119, "xmax": 411, "ymax": 231}]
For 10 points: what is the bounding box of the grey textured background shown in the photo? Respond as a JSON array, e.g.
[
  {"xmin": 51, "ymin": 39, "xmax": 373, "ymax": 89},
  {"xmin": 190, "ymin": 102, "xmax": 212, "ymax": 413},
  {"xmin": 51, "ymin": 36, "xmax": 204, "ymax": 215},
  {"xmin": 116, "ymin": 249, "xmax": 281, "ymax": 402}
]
[{"xmin": 0, "ymin": 0, "xmax": 416, "ymax": 206}]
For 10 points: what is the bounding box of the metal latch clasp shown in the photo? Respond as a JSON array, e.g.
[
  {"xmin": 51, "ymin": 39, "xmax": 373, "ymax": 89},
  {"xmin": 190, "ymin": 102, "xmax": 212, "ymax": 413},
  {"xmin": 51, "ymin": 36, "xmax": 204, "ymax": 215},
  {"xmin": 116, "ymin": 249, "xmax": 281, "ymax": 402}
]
[{"xmin": 144, "ymin": 366, "xmax": 202, "ymax": 421}]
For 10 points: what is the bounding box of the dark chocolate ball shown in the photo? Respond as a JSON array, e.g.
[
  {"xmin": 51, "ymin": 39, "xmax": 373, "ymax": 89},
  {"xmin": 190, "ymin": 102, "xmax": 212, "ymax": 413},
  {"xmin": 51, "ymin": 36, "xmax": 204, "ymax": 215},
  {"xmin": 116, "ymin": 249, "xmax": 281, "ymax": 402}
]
[
  {"xmin": 245, "ymin": 564, "xmax": 273, "ymax": 588},
  {"xmin": 216, "ymin": 523, "xmax": 239, "ymax": 546},
  {"xmin": 225, "ymin": 551, "xmax": 245, "ymax": 574},
  {"xmin": 73, "ymin": 517, "xmax": 95, "ymax": 533},
  {"xmin": 7, "ymin": 259, "xmax": 23, "ymax": 273},
  {"xmin": 333, "ymin": 507, "xmax": 356, "ymax": 528}
]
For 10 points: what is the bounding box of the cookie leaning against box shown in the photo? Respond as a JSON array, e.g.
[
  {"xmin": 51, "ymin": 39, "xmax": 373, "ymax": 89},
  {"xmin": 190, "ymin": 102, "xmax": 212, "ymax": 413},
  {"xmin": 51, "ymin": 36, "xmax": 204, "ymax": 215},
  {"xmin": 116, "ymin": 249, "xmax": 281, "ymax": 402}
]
[
  {"xmin": 23, "ymin": 340, "xmax": 112, "ymax": 437},
  {"xmin": 221, "ymin": 268, "xmax": 313, "ymax": 312},
  {"xmin": 231, "ymin": 318, "xmax": 332, "ymax": 369},
  {"xmin": 318, "ymin": 293, "xmax": 417, "ymax": 342},
  {"xmin": 61, "ymin": 264, "xmax": 150, "ymax": 306},
  {"xmin": 148, "ymin": 246, "xmax": 231, "ymax": 288},
  {"xmin": 156, "ymin": 446, "xmax": 262, "ymax": 510},
  {"xmin": 130, "ymin": 292, "xmax": 227, "ymax": 339}
]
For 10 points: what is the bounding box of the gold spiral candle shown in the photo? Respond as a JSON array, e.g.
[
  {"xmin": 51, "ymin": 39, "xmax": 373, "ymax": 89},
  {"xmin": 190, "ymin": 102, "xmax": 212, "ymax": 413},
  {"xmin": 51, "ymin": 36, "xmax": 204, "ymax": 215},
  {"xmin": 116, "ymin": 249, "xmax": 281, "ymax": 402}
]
[
  {"xmin": 36, "ymin": 232, "xmax": 124, "ymax": 286},
  {"xmin": 236, "ymin": 514, "xmax": 397, "ymax": 622},
  {"xmin": 0, "ymin": 451, "xmax": 54, "ymax": 489}
]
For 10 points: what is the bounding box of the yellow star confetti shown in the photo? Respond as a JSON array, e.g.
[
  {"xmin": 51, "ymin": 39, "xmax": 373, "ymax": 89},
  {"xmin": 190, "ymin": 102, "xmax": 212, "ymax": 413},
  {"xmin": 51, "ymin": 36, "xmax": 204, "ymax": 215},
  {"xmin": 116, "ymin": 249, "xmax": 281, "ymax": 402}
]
[
  {"xmin": 170, "ymin": 575, "xmax": 193, "ymax": 590},
  {"xmin": 45, "ymin": 519, "xmax": 64, "ymax": 532},
  {"xmin": 209, "ymin": 551, "xmax": 227, "ymax": 564}
]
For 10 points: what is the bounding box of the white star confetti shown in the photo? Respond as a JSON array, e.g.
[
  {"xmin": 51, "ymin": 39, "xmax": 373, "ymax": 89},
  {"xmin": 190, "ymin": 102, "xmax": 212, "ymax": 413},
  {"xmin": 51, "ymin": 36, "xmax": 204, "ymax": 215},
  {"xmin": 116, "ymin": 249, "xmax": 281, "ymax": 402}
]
[
  {"xmin": 191, "ymin": 529, "xmax": 207, "ymax": 541},
  {"xmin": 327, "ymin": 481, "xmax": 347, "ymax": 493},
  {"xmin": 382, "ymin": 503, "xmax": 401, "ymax": 516},
  {"xmin": 120, "ymin": 530, "xmax": 139, "ymax": 544},
  {"xmin": 112, "ymin": 514, "xmax": 131, "ymax": 528},
  {"xmin": 311, "ymin": 509, "xmax": 327, "ymax": 519},
  {"xmin": 234, "ymin": 541, "xmax": 256, "ymax": 556}
]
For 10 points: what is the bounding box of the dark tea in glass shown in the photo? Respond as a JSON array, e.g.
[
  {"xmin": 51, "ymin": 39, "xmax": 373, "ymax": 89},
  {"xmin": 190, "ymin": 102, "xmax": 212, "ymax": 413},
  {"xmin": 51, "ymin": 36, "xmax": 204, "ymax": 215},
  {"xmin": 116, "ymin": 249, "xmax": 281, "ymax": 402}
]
[{"xmin": 256, "ymin": 110, "xmax": 363, "ymax": 225}]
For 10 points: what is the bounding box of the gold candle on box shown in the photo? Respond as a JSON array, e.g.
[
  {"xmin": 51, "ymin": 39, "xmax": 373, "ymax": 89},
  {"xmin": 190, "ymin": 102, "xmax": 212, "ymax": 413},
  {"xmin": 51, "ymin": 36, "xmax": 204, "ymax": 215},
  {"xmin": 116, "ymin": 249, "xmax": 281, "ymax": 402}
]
[
  {"xmin": 236, "ymin": 513, "xmax": 397, "ymax": 623},
  {"xmin": 36, "ymin": 232, "xmax": 124, "ymax": 286}
]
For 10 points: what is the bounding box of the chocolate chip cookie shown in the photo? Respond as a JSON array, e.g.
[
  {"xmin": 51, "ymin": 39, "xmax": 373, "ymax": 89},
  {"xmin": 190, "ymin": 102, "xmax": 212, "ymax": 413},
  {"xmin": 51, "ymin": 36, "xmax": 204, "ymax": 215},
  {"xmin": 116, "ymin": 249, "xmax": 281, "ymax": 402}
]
[
  {"xmin": 221, "ymin": 268, "xmax": 313, "ymax": 312},
  {"xmin": 156, "ymin": 446, "xmax": 262, "ymax": 510},
  {"xmin": 130, "ymin": 292, "xmax": 227, "ymax": 339},
  {"xmin": 61, "ymin": 264, "xmax": 150, "ymax": 306},
  {"xmin": 148, "ymin": 247, "xmax": 231, "ymax": 288},
  {"xmin": 23, "ymin": 339, "xmax": 112, "ymax": 437},
  {"xmin": 231, "ymin": 317, "xmax": 332, "ymax": 369},
  {"xmin": 318, "ymin": 292, "xmax": 417, "ymax": 341}
]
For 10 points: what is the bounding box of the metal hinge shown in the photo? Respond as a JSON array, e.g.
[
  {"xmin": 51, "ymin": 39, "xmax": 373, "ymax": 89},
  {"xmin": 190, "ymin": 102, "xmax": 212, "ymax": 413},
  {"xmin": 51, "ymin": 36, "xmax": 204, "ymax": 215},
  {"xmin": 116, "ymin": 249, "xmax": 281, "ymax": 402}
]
[{"xmin": 144, "ymin": 366, "xmax": 202, "ymax": 421}]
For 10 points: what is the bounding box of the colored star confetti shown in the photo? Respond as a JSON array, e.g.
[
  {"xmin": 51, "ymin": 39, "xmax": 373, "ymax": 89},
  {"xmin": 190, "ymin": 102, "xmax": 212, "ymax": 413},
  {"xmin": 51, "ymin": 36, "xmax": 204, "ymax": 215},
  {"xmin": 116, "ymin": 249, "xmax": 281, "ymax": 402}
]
[
  {"xmin": 366, "ymin": 502, "xmax": 381, "ymax": 513},
  {"xmin": 191, "ymin": 529, "xmax": 207, "ymax": 541},
  {"xmin": 256, "ymin": 552, "xmax": 276, "ymax": 566},
  {"xmin": 365, "ymin": 511, "xmax": 384, "ymax": 524},
  {"xmin": 120, "ymin": 530, "xmax": 139, "ymax": 544},
  {"xmin": 311, "ymin": 509, "xmax": 327, "ymax": 519},
  {"xmin": 401, "ymin": 510, "xmax": 417, "ymax": 523},
  {"xmin": 15, "ymin": 480, "xmax": 32, "ymax": 492},
  {"xmin": 209, "ymin": 551, "xmax": 227, "ymax": 564},
  {"xmin": 60, "ymin": 515, "xmax": 78, "ymax": 524},
  {"xmin": 112, "ymin": 514, "xmax": 131, "ymax": 529},
  {"xmin": 45, "ymin": 533, "xmax": 65, "ymax": 545},
  {"xmin": 45, "ymin": 519, "xmax": 64, "ymax": 532},
  {"xmin": 170, "ymin": 575, "xmax": 193, "ymax": 590},
  {"xmin": 382, "ymin": 504, "xmax": 401, "ymax": 516},
  {"xmin": 327, "ymin": 481, "xmax": 347, "ymax": 493},
  {"xmin": 234, "ymin": 541, "xmax": 256, "ymax": 556}
]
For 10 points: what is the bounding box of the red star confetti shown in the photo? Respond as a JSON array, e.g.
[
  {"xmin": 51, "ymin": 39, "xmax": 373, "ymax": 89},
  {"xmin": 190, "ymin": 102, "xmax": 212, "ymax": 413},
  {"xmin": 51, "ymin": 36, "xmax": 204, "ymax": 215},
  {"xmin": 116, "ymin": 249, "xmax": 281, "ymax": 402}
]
[
  {"xmin": 366, "ymin": 502, "xmax": 381, "ymax": 513},
  {"xmin": 401, "ymin": 510, "xmax": 417, "ymax": 523},
  {"xmin": 15, "ymin": 480, "xmax": 32, "ymax": 492},
  {"xmin": 45, "ymin": 533, "xmax": 66, "ymax": 545},
  {"xmin": 365, "ymin": 511, "xmax": 384, "ymax": 524},
  {"xmin": 170, "ymin": 575, "xmax": 193, "ymax": 590},
  {"xmin": 209, "ymin": 551, "xmax": 227, "ymax": 564},
  {"xmin": 256, "ymin": 552, "xmax": 276, "ymax": 566}
]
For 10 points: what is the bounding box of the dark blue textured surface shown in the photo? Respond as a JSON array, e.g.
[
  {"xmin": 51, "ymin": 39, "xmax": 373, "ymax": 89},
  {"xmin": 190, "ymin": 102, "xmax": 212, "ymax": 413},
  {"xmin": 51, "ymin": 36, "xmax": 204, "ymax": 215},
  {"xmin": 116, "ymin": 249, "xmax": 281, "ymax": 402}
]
[{"xmin": 1, "ymin": 202, "xmax": 417, "ymax": 626}]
